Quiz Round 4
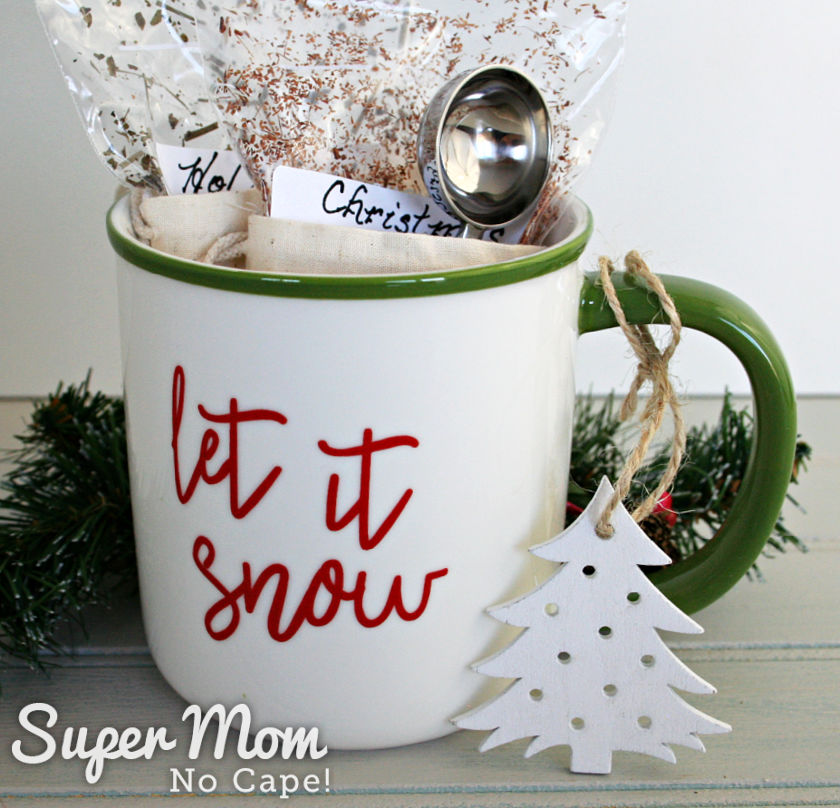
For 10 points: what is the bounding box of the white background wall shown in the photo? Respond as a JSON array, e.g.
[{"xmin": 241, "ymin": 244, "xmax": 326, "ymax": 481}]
[{"xmin": 1, "ymin": 0, "xmax": 838, "ymax": 397}]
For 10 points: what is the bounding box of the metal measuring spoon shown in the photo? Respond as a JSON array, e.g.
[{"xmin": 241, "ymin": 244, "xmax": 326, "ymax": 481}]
[{"xmin": 418, "ymin": 65, "xmax": 552, "ymax": 239}]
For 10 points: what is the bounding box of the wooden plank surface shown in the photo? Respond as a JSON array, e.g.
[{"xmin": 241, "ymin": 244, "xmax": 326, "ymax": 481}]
[
  {"xmin": 1, "ymin": 398, "xmax": 838, "ymax": 806},
  {"xmin": 1, "ymin": 541, "xmax": 837, "ymax": 805}
]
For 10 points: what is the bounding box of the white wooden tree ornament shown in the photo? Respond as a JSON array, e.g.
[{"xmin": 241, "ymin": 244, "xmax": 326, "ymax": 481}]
[{"xmin": 454, "ymin": 477, "xmax": 731, "ymax": 774}]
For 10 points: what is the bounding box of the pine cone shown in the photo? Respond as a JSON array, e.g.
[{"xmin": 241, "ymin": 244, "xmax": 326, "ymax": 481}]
[{"xmin": 639, "ymin": 513, "xmax": 682, "ymax": 564}]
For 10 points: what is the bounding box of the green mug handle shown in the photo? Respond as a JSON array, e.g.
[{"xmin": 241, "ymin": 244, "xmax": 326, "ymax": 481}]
[{"xmin": 579, "ymin": 272, "xmax": 797, "ymax": 614}]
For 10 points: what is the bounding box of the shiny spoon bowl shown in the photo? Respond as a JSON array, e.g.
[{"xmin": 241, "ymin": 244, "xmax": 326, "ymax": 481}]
[{"xmin": 418, "ymin": 64, "xmax": 552, "ymax": 238}]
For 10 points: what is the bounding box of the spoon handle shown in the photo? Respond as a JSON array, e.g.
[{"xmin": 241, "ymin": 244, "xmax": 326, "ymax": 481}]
[{"xmin": 461, "ymin": 222, "xmax": 485, "ymax": 240}]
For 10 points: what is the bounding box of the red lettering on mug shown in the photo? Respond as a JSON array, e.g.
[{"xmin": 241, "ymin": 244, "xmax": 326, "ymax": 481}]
[
  {"xmin": 171, "ymin": 365, "xmax": 288, "ymax": 519},
  {"xmin": 193, "ymin": 535, "xmax": 448, "ymax": 642},
  {"xmin": 319, "ymin": 429, "xmax": 420, "ymax": 550}
]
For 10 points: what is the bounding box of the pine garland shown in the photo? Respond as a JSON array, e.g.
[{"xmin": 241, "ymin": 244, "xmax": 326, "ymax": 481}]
[
  {"xmin": 0, "ymin": 377, "xmax": 134, "ymax": 676},
  {"xmin": 568, "ymin": 392, "xmax": 811, "ymax": 572},
  {"xmin": 0, "ymin": 381, "xmax": 810, "ymax": 680}
]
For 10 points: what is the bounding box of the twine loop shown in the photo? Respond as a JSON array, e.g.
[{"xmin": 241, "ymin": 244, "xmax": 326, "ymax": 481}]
[
  {"xmin": 201, "ymin": 231, "xmax": 248, "ymax": 265},
  {"xmin": 595, "ymin": 251, "xmax": 686, "ymax": 538}
]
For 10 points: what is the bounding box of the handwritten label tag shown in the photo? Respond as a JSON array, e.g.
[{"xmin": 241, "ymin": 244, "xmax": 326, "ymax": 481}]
[
  {"xmin": 270, "ymin": 165, "xmax": 524, "ymax": 244},
  {"xmin": 156, "ymin": 144, "xmax": 254, "ymax": 196}
]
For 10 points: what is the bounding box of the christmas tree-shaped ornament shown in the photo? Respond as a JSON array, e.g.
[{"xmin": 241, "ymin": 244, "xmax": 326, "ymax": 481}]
[{"xmin": 454, "ymin": 477, "xmax": 731, "ymax": 774}]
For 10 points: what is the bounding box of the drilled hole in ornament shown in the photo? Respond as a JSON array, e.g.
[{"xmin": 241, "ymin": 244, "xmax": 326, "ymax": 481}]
[
  {"xmin": 641, "ymin": 654, "xmax": 655, "ymax": 668},
  {"xmin": 544, "ymin": 602, "xmax": 559, "ymax": 617},
  {"xmin": 627, "ymin": 591, "xmax": 641, "ymax": 603},
  {"xmin": 582, "ymin": 565, "xmax": 596, "ymax": 577},
  {"xmin": 603, "ymin": 684, "xmax": 618, "ymax": 697},
  {"xmin": 570, "ymin": 717, "xmax": 585, "ymax": 730},
  {"xmin": 529, "ymin": 688, "xmax": 544, "ymax": 702},
  {"xmin": 557, "ymin": 651, "xmax": 571, "ymax": 664},
  {"xmin": 598, "ymin": 625, "xmax": 613, "ymax": 638},
  {"xmin": 637, "ymin": 715, "xmax": 652, "ymax": 729}
]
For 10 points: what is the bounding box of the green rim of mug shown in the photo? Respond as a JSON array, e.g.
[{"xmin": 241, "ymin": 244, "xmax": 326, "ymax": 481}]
[
  {"xmin": 579, "ymin": 272, "xmax": 797, "ymax": 614},
  {"xmin": 106, "ymin": 196, "xmax": 593, "ymax": 300}
]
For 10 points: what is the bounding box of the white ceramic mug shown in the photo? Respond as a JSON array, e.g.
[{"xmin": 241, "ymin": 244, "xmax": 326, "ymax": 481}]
[{"xmin": 108, "ymin": 194, "xmax": 795, "ymax": 748}]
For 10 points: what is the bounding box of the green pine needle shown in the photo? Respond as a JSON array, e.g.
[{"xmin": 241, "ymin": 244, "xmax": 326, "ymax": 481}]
[
  {"xmin": 0, "ymin": 376, "xmax": 135, "ymax": 673},
  {"xmin": 568, "ymin": 391, "xmax": 811, "ymax": 575}
]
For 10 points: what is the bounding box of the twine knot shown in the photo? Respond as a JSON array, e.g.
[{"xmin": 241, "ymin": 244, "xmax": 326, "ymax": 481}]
[{"xmin": 595, "ymin": 251, "xmax": 686, "ymax": 538}]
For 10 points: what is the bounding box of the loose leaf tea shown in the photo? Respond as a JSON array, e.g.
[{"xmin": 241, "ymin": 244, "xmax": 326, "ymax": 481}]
[
  {"xmin": 36, "ymin": 0, "xmax": 234, "ymax": 189},
  {"xmin": 200, "ymin": 0, "xmax": 628, "ymax": 213}
]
